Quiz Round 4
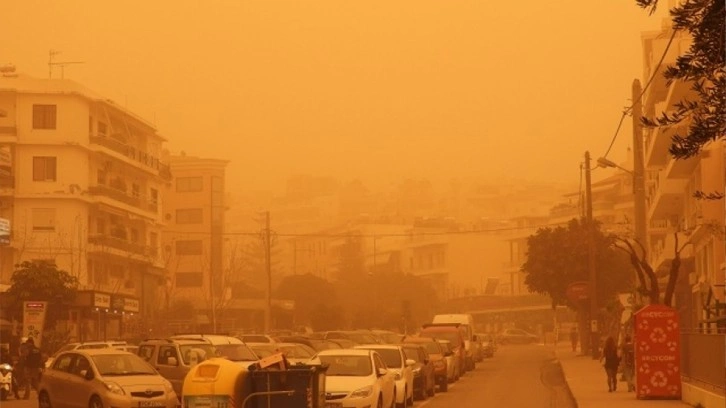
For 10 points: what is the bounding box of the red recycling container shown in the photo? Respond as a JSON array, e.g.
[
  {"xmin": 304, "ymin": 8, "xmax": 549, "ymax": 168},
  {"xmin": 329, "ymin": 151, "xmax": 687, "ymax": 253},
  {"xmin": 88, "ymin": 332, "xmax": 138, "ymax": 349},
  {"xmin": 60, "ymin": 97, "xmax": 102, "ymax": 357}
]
[{"xmin": 633, "ymin": 304, "xmax": 681, "ymax": 399}]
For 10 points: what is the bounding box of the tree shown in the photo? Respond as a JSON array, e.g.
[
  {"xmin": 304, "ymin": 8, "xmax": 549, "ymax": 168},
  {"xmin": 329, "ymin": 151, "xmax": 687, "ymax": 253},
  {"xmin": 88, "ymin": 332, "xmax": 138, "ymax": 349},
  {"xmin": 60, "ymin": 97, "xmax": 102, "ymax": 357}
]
[
  {"xmin": 636, "ymin": 0, "xmax": 725, "ymax": 158},
  {"xmin": 275, "ymin": 273, "xmax": 338, "ymax": 327},
  {"xmin": 521, "ymin": 218, "xmax": 634, "ymax": 308},
  {"xmin": 5, "ymin": 261, "xmax": 80, "ymax": 350}
]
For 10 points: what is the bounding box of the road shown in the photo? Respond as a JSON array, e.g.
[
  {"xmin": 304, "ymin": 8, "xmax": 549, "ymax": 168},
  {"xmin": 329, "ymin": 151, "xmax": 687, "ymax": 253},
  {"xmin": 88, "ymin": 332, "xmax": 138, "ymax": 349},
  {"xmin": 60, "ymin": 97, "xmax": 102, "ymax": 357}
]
[
  {"xmin": 0, "ymin": 344, "xmax": 571, "ymax": 408},
  {"xmin": 419, "ymin": 343, "xmax": 570, "ymax": 408}
]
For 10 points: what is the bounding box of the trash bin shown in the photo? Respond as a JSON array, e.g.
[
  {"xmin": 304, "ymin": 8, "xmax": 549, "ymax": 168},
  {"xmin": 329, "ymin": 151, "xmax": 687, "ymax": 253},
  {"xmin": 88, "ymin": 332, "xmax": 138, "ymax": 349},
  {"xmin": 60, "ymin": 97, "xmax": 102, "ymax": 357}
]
[{"xmin": 248, "ymin": 364, "xmax": 328, "ymax": 408}]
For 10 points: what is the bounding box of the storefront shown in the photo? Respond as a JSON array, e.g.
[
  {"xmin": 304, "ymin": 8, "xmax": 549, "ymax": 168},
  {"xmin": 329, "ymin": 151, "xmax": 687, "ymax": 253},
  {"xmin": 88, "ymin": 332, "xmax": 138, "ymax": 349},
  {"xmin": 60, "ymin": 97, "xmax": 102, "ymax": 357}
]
[{"xmin": 70, "ymin": 291, "xmax": 139, "ymax": 342}]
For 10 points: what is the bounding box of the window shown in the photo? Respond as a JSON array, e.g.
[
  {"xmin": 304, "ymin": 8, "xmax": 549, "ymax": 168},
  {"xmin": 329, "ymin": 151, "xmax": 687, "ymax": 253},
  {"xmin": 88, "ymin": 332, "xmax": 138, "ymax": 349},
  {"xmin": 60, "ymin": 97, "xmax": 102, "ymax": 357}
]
[
  {"xmin": 32, "ymin": 104, "xmax": 57, "ymax": 129},
  {"xmin": 149, "ymin": 188, "xmax": 159, "ymax": 211},
  {"xmin": 32, "ymin": 157, "xmax": 57, "ymax": 181},
  {"xmin": 32, "ymin": 208, "xmax": 56, "ymax": 231},
  {"xmin": 176, "ymin": 240, "xmax": 203, "ymax": 255},
  {"xmin": 176, "ymin": 272, "xmax": 203, "ymax": 287},
  {"xmin": 131, "ymin": 183, "xmax": 140, "ymax": 198},
  {"xmin": 98, "ymin": 122, "xmax": 107, "ymax": 136},
  {"xmin": 52, "ymin": 354, "xmax": 74, "ymax": 372},
  {"xmin": 158, "ymin": 346, "xmax": 179, "ymax": 366},
  {"xmin": 96, "ymin": 218, "xmax": 106, "ymax": 234},
  {"xmin": 176, "ymin": 176, "xmax": 203, "ymax": 192},
  {"xmin": 176, "ymin": 208, "xmax": 203, "ymax": 224}
]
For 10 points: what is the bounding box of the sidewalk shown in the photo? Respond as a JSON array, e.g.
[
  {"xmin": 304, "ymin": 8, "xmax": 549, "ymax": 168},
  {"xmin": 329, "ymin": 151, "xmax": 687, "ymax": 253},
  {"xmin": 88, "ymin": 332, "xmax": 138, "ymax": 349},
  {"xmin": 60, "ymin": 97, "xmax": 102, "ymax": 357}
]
[{"xmin": 553, "ymin": 342, "xmax": 693, "ymax": 407}]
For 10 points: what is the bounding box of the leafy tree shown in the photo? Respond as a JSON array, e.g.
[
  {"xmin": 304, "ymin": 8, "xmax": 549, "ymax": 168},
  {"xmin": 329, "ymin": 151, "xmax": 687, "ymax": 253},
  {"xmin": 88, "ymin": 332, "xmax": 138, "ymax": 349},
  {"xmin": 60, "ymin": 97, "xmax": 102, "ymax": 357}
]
[
  {"xmin": 275, "ymin": 273, "xmax": 338, "ymax": 326},
  {"xmin": 636, "ymin": 0, "xmax": 725, "ymax": 158},
  {"xmin": 5, "ymin": 261, "xmax": 79, "ymax": 347},
  {"xmin": 521, "ymin": 218, "xmax": 634, "ymax": 308}
]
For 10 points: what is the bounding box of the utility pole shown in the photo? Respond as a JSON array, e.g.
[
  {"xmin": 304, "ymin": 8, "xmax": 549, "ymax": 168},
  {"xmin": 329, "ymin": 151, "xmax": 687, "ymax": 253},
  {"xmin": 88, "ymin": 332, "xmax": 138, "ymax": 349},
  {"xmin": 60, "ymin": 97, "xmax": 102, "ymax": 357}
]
[
  {"xmin": 585, "ymin": 151, "xmax": 599, "ymax": 359},
  {"xmin": 264, "ymin": 211, "xmax": 272, "ymax": 332},
  {"xmin": 632, "ymin": 79, "xmax": 648, "ymax": 250}
]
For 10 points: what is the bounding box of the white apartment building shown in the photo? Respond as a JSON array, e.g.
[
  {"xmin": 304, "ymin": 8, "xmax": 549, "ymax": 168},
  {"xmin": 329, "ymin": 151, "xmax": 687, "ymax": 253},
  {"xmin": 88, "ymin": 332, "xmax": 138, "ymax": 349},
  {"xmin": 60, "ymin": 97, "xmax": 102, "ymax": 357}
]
[{"xmin": 0, "ymin": 71, "xmax": 169, "ymax": 340}]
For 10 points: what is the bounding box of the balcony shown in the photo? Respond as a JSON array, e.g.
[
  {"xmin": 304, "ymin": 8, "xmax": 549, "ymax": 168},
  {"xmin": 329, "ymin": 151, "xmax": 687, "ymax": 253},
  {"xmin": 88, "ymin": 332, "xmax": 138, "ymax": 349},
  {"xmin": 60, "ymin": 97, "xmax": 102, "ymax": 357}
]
[
  {"xmin": 89, "ymin": 184, "xmax": 159, "ymax": 217},
  {"xmin": 664, "ymin": 149, "xmax": 703, "ymax": 179},
  {"xmin": 0, "ymin": 175, "xmax": 13, "ymax": 196},
  {"xmin": 647, "ymin": 171, "xmax": 686, "ymax": 220},
  {"xmin": 88, "ymin": 233, "xmax": 154, "ymax": 258},
  {"xmin": 89, "ymin": 135, "xmax": 171, "ymax": 181}
]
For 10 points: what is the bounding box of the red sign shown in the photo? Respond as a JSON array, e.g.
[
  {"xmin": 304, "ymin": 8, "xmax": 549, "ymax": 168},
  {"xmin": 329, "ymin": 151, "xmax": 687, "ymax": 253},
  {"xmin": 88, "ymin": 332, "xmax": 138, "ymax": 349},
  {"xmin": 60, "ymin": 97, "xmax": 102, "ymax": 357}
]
[
  {"xmin": 634, "ymin": 304, "xmax": 681, "ymax": 399},
  {"xmin": 566, "ymin": 281, "xmax": 589, "ymax": 304}
]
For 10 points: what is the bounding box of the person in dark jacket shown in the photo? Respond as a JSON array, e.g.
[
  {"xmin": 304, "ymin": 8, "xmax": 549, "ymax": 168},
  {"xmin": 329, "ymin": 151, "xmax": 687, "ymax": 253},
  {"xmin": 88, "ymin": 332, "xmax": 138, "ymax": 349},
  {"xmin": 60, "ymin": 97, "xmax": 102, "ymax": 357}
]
[
  {"xmin": 600, "ymin": 336, "xmax": 620, "ymax": 392},
  {"xmin": 20, "ymin": 338, "xmax": 42, "ymax": 399}
]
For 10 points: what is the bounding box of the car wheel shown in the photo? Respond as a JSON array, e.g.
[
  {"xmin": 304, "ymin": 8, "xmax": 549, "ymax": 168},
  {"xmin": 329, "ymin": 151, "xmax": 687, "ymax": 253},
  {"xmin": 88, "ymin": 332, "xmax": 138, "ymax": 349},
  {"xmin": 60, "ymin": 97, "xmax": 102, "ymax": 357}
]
[
  {"xmin": 38, "ymin": 391, "xmax": 52, "ymax": 408},
  {"xmin": 89, "ymin": 395, "xmax": 103, "ymax": 408}
]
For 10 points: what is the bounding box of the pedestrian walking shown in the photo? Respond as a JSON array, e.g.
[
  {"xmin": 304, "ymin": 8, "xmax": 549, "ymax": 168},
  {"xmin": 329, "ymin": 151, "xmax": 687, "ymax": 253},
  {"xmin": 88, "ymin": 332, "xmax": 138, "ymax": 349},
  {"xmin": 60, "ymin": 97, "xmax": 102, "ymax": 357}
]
[
  {"xmin": 600, "ymin": 336, "xmax": 620, "ymax": 392},
  {"xmin": 20, "ymin": 338, "xmax": 42, "ymax": 399},
  {"xmin": 569, "ymin": 326, "xmax": 579, "ymax": 352},
  {"xmin": 620, "ymin": 335, "xmax": 635, "ymax": 392}
]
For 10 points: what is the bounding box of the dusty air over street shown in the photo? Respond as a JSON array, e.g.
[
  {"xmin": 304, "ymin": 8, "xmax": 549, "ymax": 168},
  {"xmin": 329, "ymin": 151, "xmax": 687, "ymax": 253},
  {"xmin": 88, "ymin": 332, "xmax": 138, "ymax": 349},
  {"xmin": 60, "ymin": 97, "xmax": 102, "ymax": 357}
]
[{"xmin": 0, "ymin": 1, "xmax": 724, "ymax": 408}]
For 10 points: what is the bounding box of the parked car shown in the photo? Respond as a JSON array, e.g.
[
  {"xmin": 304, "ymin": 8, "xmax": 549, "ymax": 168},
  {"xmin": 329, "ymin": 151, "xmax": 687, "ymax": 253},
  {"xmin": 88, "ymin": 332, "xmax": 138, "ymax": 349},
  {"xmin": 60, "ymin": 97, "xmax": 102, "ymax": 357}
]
[
  {"xmin": 237, "ymin": 334, "xmax": 279, "ymax": 344},
  {"xmin": 419, "ymin": 324, "xmax": 467, "ymax": 376},
  {"xmin": 136, "ymin": 338, "xmax": 216, "ymax": 396},
  {"xmin": 370, "ymin": 330, "xmax": 405, "ymax": 344},
  {"xmin": 498, "ymin": 328, "xmax": 539, "ymax": 345},
  {"xmin": 168, "ymin": 334, "xmax": 258, "ymax": 364},
  {"xmin": 355, "ymin": 345, "xmax": 415, "ymax": 408},
  {"xmin": 45, "ymin": 341, "xmax": 130, "ymax": 368},
  {"xmin": 277, "ymin": 335, "xmax": 342, "ymax": 351},
  {"xmin": 315, "ymin": 348, "xmax": 396, "ymax": 408},
  {"xmin": 437, "ymin": 339, "xmax": 460, "ymax": 383},
  {"xmin": 247, "ymin": 342, "xmax": 317, "ymax": 365},
  {"xmin": 398, "ymin": 343, "xmax": 435, "ymax": 400},
  {"xmin": 38, "ymin": 349, "xmax": 177, "ymax": 408},
  {"xmin": 324, "ymin": 331, "xmax": 381, "ymax": 345},
  {"xmin": 402, "ymin": 336, "xmax": 449, "ymax": 392}
]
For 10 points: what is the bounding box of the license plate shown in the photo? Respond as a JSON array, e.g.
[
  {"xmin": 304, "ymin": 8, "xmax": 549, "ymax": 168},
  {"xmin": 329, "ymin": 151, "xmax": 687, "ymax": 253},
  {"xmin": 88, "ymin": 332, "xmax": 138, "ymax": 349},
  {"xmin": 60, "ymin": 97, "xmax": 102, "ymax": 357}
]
[{"xmin": 138, "ymin": 402, "xmax": 164, "ymax": 408}]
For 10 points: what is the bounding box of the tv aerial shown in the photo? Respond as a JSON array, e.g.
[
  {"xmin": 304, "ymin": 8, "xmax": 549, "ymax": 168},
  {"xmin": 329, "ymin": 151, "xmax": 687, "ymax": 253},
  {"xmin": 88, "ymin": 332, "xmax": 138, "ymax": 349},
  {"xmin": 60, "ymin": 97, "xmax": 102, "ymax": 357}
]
[{"xmin": 48, "ymin": 49, "xmax": 84, "ymax": 79}]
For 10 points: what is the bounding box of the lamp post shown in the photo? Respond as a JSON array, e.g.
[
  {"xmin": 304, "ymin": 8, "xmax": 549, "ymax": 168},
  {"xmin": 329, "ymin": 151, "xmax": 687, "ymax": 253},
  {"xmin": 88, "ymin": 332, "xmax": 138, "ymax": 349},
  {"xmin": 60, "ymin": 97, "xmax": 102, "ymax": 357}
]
[{"xmin": 584, "ymin": 151, "xmax": 599, "ymax": 359}]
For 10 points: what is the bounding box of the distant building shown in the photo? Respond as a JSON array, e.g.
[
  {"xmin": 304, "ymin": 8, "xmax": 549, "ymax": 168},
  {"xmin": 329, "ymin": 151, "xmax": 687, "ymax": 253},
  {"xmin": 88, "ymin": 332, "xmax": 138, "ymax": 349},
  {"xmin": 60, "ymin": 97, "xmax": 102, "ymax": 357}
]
[
  {"xmin": 0, "ymin": 71, "xmax": 170, "ymax": 340},
  {"xmin": 161, "ymin": 153, "xmax": 229, "ymax": 330}
]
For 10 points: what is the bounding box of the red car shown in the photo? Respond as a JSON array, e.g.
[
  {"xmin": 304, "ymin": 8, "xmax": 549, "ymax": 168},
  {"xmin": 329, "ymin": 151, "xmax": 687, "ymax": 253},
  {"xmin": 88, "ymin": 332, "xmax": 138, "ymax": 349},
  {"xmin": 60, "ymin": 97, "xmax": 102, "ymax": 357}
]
[{"xmin": 419, "ymin": 324, "xmax": 468, "ymax": 376}]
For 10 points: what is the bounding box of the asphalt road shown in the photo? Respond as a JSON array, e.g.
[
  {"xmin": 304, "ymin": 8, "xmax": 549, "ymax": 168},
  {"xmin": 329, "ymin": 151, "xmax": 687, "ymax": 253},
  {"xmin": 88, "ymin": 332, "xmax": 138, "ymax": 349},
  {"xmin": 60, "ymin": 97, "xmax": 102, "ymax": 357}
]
[{"xmin": 418, "ymin": 344, "xmax": 564, "ymax": 408}]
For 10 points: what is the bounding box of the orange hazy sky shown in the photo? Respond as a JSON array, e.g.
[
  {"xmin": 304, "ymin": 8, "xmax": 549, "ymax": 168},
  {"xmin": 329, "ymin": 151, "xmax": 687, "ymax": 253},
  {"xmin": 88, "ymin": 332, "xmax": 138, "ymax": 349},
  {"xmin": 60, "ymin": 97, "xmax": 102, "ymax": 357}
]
[{"xmin": 2, "ymin": 1, "xmax": 668, "ymax": 192}]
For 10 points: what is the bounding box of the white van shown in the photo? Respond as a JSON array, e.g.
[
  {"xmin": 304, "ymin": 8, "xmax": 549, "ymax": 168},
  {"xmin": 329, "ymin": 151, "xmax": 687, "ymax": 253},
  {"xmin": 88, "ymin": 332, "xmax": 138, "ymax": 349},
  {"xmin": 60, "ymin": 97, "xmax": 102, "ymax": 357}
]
[{"xmin": 431, "ymin": 314, "xmax": 477, "ymax": 370}]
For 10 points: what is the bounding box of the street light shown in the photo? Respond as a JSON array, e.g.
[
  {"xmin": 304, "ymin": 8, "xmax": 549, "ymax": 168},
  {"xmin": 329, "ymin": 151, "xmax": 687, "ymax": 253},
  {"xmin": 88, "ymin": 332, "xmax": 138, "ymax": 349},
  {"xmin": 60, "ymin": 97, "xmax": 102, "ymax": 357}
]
[{"xmin": 596, "ymin": 157, "xmax": 633, "ymax": 174}]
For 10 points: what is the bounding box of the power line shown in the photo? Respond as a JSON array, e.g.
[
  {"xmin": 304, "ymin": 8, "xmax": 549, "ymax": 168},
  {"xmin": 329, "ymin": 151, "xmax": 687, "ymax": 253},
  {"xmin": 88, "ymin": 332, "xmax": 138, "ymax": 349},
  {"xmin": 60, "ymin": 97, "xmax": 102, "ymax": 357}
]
[
  {"xmin": 163, "ymin": 220, "xmax": 573, "ymax": 239},
  {"xmin": 601, "ymin": 28, "xmax": 679, "ymax": 159}
]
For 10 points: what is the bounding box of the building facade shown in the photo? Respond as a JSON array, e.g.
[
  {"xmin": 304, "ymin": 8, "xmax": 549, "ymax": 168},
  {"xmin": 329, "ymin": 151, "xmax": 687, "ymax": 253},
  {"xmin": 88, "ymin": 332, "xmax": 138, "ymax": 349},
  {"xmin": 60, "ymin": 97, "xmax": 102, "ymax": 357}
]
[{"xmin": 0, "ymin": 71, "xmax": 170, "ymax": 341}]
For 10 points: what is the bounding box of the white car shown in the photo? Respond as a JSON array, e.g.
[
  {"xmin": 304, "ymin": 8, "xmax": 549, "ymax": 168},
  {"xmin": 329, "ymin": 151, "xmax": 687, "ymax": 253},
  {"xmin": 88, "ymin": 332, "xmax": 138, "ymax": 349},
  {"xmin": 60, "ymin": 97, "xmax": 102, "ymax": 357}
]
[
  {"xmin": 45, "ymin": 341, "xmax": 130, "ymax": 368},
  {"xmin": 355, "ymin": 345, "xmax": 414, "ymax": 408},
  {"xmin": 315, "ymin": 349, "xmax": 396, "ymax": 408},
  {"xmin": 38, "ymin": 349, "xmax": 177, "ymax": 408}
]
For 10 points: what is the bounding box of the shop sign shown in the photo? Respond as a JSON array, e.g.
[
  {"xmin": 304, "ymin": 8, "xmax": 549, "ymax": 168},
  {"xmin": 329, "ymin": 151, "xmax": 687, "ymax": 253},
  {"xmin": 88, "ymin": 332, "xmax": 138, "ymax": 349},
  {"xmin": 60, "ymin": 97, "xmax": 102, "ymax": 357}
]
[
  {"xmin": 0, "ymin": 218, "xmax": 9, "ymax": 246},
  {"xmin": 566, "ymin": 281, "xmax": 589, "ymax": 303},
  {"xmin": 124, "ymin": 298, "xmax": 140, "ymax": 313},
  {"xmin": 634, "ymin": 304, "xmax": 681, "ymax": 399},
  {"xmin": 93, "ymin": 293, "xmax": 111, "ymax": 308},
  {"xmin": 23, "ymin": 301, "xmax": 47, "ymax": 347}
]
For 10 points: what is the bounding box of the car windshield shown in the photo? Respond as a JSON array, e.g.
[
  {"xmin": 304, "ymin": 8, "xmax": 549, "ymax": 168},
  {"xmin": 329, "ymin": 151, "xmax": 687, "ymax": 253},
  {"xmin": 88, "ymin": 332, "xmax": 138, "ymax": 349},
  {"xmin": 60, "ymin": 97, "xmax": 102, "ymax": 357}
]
[
  {"xmin": 279, "ymin": 344, "xmax": 314, "ymax": 358},
  {"xmin": 179, "ymin": 345, "xmax": 217, "ymax": 364},
  {"xmin": 422, "ymin": 342, "xmax": 441, "ymax": 355},
  {"xmin": 318, "ymin": 355, "xmax": 372, "ymax": 376},
  {"xmin": 93, "ymin": 354, "xmax": 156, "ymax": 376},
  {"xmin": 215, "ymin": 344, "xmax": 258, "ymax": 361},
  {"xmin": 367, "ymin": 348, "xmax": 401, "ymax": 368}
]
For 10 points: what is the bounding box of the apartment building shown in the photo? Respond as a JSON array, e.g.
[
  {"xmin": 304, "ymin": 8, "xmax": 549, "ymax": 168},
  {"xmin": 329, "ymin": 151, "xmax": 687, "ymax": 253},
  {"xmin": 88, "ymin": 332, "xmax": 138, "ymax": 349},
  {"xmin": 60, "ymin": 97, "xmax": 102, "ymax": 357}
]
[
  {"xmin": 161, "ymin": 153, "xmax": 229, "ymax": 331},
  {"xmin": 0, "ymin": 71, "xmax": 169, "ymax": 340}
]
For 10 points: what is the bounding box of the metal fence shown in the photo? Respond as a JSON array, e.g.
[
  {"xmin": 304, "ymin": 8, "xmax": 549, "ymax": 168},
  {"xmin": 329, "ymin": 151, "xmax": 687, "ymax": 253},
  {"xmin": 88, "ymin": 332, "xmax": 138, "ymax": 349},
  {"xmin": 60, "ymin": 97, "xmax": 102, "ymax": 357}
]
[{"xmin": 681, "ymin": 331, "xmax": 726, "ymax": 395}]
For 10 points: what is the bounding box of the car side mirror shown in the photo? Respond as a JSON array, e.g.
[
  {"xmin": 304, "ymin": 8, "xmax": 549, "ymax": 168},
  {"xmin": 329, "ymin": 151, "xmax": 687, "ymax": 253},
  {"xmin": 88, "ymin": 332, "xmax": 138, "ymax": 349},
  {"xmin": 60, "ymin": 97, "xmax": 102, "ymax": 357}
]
[
  {"xmin": 168, "ymin": 357, "xmax": 178, "ymax": 366},
  {"xmin": 405, "ymin": 359, "xmax": 416, "ymax": 367},
  {"xmin": 83, "ymin": 370, "xmax": 94, "ymax": 380},
  {"xmin": 377, "ymin": 368, "xmax": 388, "ymax": 377},
  {"xmin": 445, "ymin": 351, "xmax": 454, "ymax": 357}
]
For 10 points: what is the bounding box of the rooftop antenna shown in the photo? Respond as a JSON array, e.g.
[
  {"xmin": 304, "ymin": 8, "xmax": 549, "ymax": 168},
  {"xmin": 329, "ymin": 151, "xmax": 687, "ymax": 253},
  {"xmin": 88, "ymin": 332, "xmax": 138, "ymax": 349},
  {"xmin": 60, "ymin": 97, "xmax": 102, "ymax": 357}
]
[{"xmin": 48, "ymin": 49, "xmax": 84, "ymax": 79}]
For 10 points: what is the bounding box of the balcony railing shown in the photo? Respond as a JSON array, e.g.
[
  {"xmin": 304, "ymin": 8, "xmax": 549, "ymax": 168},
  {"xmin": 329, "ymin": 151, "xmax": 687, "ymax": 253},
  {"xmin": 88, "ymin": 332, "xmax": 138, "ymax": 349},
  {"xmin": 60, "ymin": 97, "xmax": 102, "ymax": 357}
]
[
  {"xmin": 90, "ymin": 135, "xmax": 172, "ymax": 180},
  {"xmin": 89, "ymin": 184, "xmax": 159, "ymax": 214},
  {"xmin": 88, "ymin": 234, "xmax": 154, "ymax": 257}
]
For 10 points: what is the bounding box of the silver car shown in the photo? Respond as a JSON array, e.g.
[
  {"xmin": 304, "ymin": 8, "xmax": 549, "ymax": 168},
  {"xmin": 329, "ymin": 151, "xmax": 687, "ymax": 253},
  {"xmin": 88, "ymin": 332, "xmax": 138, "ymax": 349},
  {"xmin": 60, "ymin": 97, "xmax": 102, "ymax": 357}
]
[{"xmin": 38, "ymin": 349, "xmax": 177, "ymax": 408}]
